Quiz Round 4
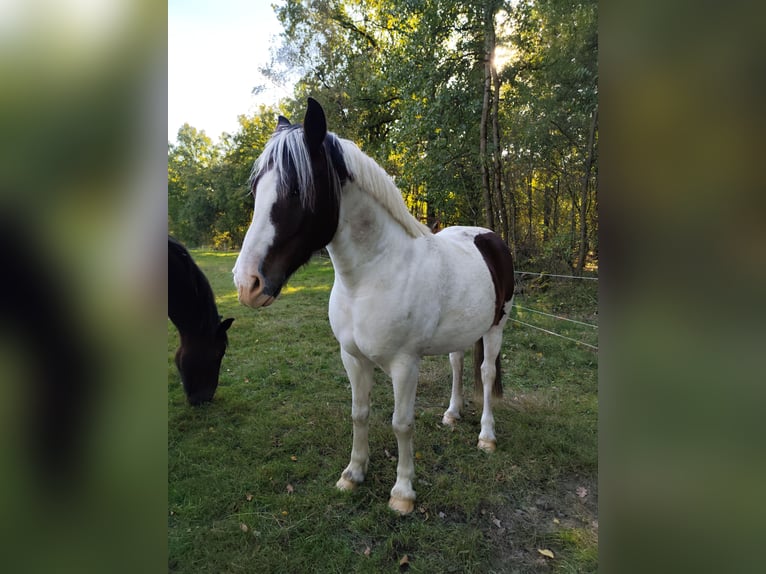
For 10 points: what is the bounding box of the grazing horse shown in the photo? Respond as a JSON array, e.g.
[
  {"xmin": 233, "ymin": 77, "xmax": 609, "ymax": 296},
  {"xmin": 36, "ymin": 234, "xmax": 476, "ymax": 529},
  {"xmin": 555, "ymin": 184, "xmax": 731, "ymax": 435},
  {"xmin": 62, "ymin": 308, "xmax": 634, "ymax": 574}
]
[
  {"xmin": 168, "ymin": 236, "xmax": 234, "ymax": 405},
  {"xmin": 233, "ymin": 98, "xmax": 514, "ymax": 514}
]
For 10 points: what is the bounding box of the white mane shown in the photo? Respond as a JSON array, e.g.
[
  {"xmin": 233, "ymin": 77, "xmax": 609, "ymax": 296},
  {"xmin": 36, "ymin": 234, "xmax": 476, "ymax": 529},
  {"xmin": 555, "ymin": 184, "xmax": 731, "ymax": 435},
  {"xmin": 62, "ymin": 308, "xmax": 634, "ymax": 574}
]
[{"xmin": 339, "ymin": 139, "xmax": 431, "ymax": 238}]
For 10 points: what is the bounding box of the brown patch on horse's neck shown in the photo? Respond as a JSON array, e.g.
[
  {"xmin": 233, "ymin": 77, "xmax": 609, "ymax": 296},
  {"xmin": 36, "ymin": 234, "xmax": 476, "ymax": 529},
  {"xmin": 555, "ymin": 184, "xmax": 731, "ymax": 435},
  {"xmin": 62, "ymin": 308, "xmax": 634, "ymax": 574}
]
[{"xmin": 473, "ymin": 232, "xmax": 515, "ymax": 325}]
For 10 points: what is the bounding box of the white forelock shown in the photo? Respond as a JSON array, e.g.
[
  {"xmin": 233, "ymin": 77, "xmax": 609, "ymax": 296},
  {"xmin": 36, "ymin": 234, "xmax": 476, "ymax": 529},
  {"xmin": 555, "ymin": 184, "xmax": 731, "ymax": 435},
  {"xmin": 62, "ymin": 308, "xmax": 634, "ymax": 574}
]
[{"xmin": 251, "ymin": 127, "xmax": 315, "ymax": 208}]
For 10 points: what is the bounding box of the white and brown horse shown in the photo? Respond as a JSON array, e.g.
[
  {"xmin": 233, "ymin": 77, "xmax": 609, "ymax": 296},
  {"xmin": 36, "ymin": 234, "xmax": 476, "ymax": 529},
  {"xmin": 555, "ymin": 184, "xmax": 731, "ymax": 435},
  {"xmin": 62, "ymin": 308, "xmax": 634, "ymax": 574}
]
[{"xmin": 233, "ymin": 98, "xmax": 514, "ymax": 514}]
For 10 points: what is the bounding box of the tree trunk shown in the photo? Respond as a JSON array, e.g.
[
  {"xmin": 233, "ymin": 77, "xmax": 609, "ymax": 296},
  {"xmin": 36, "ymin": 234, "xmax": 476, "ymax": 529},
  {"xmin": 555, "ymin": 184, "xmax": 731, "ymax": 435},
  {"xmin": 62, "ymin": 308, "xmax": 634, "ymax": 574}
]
[
  {"xmin": 505, "ymin": 167, "xmax": 517, "ymax": 258},
  {"xmin": 479, "ymin": 5, "xmax": 495, "ymax": 230},
  {"xmin": 577, "ymin": 105, "xmax": 598, "ymax": 273},
  {"xmin": 491, "ymin": 57, "xmax": 508, "ymax": 241},
  {"xmin": 526, "ymin": 151, "xmax": 534, "ymax": 247},
  {"xmin": 553, "ymin": 174, "xmax": 560, "ymax": 235},
  {"xmin": 543, "ymin": 184, "xmax": 552, "ymax": 242}
]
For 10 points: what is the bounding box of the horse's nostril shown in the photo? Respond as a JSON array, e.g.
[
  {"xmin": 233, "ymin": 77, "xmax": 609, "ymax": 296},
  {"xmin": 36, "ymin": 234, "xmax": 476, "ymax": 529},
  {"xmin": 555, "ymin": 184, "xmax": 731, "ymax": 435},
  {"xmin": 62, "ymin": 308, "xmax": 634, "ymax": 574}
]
[{"xmin": 252, "ymin": 275, "xmax": 261, "ymax": 292}]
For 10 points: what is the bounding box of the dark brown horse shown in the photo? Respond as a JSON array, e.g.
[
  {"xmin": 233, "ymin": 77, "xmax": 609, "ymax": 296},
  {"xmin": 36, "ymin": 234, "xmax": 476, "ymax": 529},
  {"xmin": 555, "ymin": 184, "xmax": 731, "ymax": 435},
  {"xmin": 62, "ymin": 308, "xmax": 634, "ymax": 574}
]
[{"xmin": 168, "ymin": 236, "xmax": 233, "ymax": 405}]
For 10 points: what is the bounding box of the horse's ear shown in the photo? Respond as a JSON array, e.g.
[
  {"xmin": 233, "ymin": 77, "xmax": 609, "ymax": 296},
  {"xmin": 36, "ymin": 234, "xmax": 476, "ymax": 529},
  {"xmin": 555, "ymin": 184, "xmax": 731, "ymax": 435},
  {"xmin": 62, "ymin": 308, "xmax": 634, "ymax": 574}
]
[
  {"xmin": 218, "ymin": 317, "xmax": 234, "ymax": 332},
  {"xmin": 303, "ymin": 97, "xmax": 327, "ymax": 155},
  {"xmin": 276, "ymin": 115, "xmax": 291, "ymax": 131}
]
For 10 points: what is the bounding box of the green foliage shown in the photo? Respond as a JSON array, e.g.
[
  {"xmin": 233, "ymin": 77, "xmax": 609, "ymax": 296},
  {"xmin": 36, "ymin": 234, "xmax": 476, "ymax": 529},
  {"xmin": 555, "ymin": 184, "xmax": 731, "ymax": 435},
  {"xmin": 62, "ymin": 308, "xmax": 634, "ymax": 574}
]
[
  {"xmin": 168, "ymin": 0, "xmax": 598, "ymax": 270},
  {"xmin": 168, "ymin": 107, "xmax": 279, "ymax": 247}
]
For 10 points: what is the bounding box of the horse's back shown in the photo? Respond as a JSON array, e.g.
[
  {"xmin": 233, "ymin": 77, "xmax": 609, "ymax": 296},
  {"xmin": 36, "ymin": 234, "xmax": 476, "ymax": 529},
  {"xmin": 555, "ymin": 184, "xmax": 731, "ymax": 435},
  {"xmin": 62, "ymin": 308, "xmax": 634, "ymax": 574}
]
[{"xmin": 168, "ymin": 236, "xmax": 216, "ymax": 333}]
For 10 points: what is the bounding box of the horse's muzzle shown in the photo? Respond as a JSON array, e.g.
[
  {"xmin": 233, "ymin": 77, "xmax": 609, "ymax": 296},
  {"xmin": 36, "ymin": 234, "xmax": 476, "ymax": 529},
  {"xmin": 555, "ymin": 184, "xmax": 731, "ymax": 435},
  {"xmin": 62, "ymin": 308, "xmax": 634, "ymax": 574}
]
[{"xmin": 237, "ymin": 273, "xmax": 277, "ymax": 308}]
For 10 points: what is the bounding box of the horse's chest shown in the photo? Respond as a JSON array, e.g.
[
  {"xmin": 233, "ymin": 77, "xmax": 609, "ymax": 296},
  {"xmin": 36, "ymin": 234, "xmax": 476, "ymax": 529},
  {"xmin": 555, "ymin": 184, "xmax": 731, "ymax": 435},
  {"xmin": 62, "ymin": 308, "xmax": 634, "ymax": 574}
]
[{"xmin": 330, "ymin": 285, "xmax": 430, "ymax": 356}]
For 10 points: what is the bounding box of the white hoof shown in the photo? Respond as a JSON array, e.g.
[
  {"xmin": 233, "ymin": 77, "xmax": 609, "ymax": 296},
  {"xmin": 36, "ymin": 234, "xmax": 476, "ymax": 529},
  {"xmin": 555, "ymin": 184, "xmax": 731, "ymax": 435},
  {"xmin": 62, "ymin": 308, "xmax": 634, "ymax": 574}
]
[
  {"xmin": 477, "ymin": 438, "xmax": 497, "ymax": 453},
  {"xmin": 335, "ymin": 476, "xmax": 357, "ymax": 491},
  {"xmin": 442, "ymin": 412, "xmax": 460, "ymax": 427},
  {"xmin": 388, "ymin": 496, "xmax": 415, "ymax": 515}
]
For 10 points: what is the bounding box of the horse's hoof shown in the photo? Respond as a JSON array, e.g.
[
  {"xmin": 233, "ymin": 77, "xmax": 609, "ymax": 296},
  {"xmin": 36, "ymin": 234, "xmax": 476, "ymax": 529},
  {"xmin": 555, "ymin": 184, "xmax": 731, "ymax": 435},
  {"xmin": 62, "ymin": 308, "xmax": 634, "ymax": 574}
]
[
  {"xmin": 388, "ymin": 496, "xmax": 415, "ymax": 515},
  {"xmin": 442, "ymin": 412, "xmax": 459, "ymax": 427},
  {"xmin": 336, "ymin": 476, "xmax": 357, "ymax": 491},
  {"xmin": 477, "ymin": 438, "xmax": 497, "ymax": 453}
]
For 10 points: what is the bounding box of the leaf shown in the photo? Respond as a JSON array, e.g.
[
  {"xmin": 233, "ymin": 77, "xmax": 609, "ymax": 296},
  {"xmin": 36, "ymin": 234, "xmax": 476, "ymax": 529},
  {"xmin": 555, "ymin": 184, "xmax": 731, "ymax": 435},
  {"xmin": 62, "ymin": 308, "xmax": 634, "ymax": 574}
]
[
  {"xmin": 239, "ymin": 523, "xmax": 249, "ymax": 532},
  {"xmin": 286, "ymin": 484, "xmax": 294, "ymax": 494},
  {"xmin": 538, "ymin": 548, "xmax": 555, "ymax": 559},
  {"xmin": 363, "ymin": 546, "xmax": 371, "ymax": 556},
  {"xmin": 492, "ymin": 518, "xmax": 502, "ymax": 528},
  {"xmin": 576, "ymin": 486, "xmax": 588, "ymax": 498},
  {"xmin": 290, "ymin": 455, "xmax": 298, "ymax": 461},
  {"xmin": 245, "ymin": 493, "xmax": 253, "ymax": 502},
  {"xmin": 399, "ymin": 554, "xmax": 410, "ymax": 567}
]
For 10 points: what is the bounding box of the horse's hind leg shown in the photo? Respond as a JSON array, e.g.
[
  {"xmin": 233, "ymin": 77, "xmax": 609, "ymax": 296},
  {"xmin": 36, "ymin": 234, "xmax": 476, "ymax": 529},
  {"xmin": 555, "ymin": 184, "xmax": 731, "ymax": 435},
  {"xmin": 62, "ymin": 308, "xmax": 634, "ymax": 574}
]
[
  {"xmin": 442, "ymin": 351, "xmax": 464, "ymax": 426},
  {"xmin": 336, "ymin": 349, "xmax": 374, "ymax": 491},
  {"xmin": 477, "ymin": 325, "xmax": 504, "ymax": 452}
]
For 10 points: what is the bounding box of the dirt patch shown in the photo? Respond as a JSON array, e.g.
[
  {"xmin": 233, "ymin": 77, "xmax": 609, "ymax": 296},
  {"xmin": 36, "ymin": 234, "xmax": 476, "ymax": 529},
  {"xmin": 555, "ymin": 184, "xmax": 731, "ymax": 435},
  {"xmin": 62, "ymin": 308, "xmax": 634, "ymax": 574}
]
[{"xmin": 484, "ymin": 475, "xmax": 598, "ymax": 573}]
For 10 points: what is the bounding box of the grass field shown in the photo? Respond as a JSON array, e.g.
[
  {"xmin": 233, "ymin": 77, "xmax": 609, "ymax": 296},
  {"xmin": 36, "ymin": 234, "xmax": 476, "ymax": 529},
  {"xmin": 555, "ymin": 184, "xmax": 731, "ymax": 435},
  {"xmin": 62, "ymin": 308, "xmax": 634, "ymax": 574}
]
[{"xmin": 168, "ymin": 251, "xmax": 598, "ymax": 573}]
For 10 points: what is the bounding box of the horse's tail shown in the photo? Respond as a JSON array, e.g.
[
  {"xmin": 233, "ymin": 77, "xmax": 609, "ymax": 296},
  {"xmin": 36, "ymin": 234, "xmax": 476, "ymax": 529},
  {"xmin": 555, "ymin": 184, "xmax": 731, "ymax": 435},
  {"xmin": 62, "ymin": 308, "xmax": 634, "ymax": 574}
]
[{"xmin": 473, "ymin": 339, "xmax": 503, "ymax": 401}]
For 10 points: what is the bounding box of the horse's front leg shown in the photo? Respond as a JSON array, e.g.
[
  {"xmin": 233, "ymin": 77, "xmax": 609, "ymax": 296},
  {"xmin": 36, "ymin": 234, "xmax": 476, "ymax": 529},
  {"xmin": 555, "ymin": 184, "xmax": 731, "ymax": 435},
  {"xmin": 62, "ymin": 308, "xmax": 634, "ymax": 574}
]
[
  {"xmin": 388, "ymin": 355, "xmax": 421, "ymax": 515},
  {"xmin": 336, "ymin": 349, "xmax": 375, "ymax": 491}
]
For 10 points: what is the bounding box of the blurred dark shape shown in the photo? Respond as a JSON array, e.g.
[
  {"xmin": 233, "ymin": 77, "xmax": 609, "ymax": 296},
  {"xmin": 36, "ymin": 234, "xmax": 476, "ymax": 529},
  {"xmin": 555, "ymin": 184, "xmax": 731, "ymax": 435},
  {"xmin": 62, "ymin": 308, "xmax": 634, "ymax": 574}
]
[
  {"xmin": 0, "ymin": 2, "xmax": 168, "ymax": 572},
  {"xmin": 0, "ymin": 210, "xmax": 98, "ymax": 488}
]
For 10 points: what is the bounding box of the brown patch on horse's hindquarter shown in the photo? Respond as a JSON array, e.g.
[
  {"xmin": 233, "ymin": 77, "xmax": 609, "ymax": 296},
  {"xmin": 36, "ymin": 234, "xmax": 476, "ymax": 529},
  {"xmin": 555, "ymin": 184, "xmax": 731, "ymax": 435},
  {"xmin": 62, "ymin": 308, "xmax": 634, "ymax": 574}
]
[{"xmin": 473, "ymin": 232, "xmax": 515, "ymax": 325}]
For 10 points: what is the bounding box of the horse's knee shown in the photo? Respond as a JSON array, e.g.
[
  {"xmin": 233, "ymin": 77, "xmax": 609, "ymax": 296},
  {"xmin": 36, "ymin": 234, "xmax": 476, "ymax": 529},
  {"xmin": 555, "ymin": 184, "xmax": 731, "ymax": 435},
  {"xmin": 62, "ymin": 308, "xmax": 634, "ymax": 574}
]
[
  {"xmin": 391, "ymin": 416, "xmax": 413, "ymax": 437},
  {"xmin": 351, "ymin": 405, "xmax": 369, "ymax": 424}
]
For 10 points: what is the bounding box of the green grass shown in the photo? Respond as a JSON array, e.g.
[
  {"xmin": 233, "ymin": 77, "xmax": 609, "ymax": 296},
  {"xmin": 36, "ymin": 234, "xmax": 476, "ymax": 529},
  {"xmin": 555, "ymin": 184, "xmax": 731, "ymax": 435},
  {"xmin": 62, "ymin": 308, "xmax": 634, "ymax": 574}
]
[{"xmin": 169, "ymin": 252, "xmax": 598, "ymax": 573}]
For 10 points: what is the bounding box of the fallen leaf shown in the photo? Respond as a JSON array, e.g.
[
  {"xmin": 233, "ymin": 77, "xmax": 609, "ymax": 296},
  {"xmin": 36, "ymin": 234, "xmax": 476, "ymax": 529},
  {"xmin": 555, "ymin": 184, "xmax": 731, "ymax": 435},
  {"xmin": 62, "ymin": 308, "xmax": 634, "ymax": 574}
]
[
  {"xmin": 245, "ymin": 493, "xmax": 253, "ymax": 502},
  {"xmin": 363, "ymin": 546, "xmax": 371, "ymax": 557},
  {"xmin": 492, "ymin": 518, "xmax": 502, "ymax": 528},
  {"xmin": 286, "ymin": 484, "xmax": 294, "ymax": 494},
  {"xmin": 553, "ymin": 517, "xmax": 560, "ymax": 525},
  {"xmin": 415, "ymin": 451, "xmax": 422, "ymax": 460},
  {"xmin": 281, "ymin": 510, "xmax": 288, "ymax": 516},
  {"xmin": 399, "ymin": 555, "xmax": 410, "ymax": 566},
  {"xmin": 290, "ymin": 455, "xmax": 298, "ymax": 461},
  {"xmin": 538, "ymin": 548, "xmax": 554, "ymax": 559},
  {"xmin": 438, "ymin": 512, "xmax": 446, "ymax": 519},
  {"xmin": 239, "ymin": 523, "xmax": 248, "ymax": 532},
  {"xmin": 576, "ymin": 486, "xmax": 588, "ymax": 498}
]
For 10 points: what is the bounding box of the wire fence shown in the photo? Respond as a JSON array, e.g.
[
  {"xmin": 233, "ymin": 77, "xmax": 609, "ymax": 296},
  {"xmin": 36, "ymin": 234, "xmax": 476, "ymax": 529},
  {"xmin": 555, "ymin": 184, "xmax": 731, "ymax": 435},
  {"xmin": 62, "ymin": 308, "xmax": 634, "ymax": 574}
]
[
  {"xmin": 514, "ymin": 270, "xmax": 598, "ymax": 281},
  {"xmin": 511, "ymin": 269, "xmax": 598, "ymax": 351}
]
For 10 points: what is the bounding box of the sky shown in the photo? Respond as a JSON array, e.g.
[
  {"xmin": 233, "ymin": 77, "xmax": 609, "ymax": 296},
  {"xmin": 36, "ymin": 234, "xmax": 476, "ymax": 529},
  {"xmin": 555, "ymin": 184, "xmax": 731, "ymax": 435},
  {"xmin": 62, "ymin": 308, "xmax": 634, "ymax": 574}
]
[{"xmin": 168, "ymin": 0, "xmax": 289, "ymax": 143}]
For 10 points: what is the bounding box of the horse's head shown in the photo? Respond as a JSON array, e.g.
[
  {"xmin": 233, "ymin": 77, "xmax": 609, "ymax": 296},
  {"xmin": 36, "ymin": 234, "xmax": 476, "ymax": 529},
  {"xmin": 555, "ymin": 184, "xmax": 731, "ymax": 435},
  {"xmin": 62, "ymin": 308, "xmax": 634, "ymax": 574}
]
[
  {"xmin": 175, "ymin": 317, "xmax": 234, "ymax": 405},
  {"xmin": 233, "ymin": 98, "xmax": 348, "ymax": 308}
]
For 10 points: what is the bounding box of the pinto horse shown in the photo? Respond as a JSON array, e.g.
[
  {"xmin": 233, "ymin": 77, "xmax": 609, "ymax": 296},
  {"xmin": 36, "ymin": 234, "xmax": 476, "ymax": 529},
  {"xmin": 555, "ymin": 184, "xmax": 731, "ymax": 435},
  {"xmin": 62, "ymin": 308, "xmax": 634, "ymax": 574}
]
[
  {"xmin": 233, "ymin": 99, "xmax": 514, "ymax": 514},
  {"xmin": 168, "ymin": 236, "xmax": 234, "ymax": 405}
]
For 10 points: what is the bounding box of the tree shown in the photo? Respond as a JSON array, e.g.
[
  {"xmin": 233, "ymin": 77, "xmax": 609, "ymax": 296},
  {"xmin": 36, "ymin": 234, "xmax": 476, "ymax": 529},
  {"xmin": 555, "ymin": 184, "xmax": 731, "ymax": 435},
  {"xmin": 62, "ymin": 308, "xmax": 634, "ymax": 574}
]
[
  {"xmin": 168, "ymin": 124, "xmax": 220, "ymax": 245},
  {"xmin": 169, "ymin": 0, "xmax": 598, "ymax": 270}
]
